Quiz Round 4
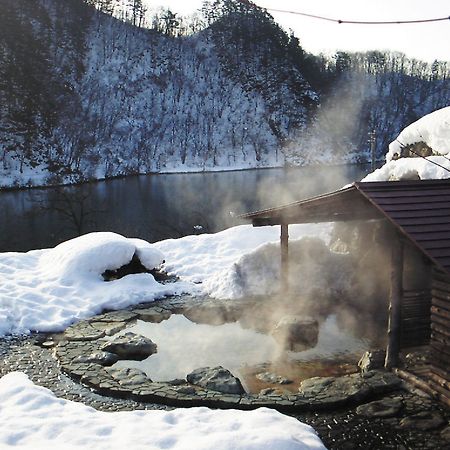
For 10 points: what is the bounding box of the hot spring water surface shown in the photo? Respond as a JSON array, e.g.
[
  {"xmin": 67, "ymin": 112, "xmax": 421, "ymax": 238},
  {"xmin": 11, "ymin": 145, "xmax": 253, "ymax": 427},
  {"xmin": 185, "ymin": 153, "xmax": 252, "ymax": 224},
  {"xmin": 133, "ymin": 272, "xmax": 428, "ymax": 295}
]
[{"xmin": 113, "ymin": 310, "xmax": 382, "ymax": 394}]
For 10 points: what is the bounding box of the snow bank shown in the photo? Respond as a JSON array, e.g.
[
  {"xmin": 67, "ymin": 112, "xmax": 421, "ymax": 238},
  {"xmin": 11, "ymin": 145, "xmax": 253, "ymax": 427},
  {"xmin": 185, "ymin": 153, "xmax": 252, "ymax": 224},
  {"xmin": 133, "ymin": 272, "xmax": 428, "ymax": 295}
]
[
  {"xmin": 363, "ymin": 106, "xmax": 450, "ymax": 182},
  {"xmin": 0, "ymin": 372, "xmax": 326, "ymax": 450},
  {"xmin": 216, "ymin": 237, "xmax": 353, "ymax": 300},
  {"xmin": 362, "ymin": 156, "xmax": 450, "ymax": 182},
  {"xmin": 0, "ymin": 232, "xmax": 188, "ymax": 336},
  {"xmin": 0, "ymin": 225, "xmax": 331, "ymax": 336},
  {"xmin": 154, "ymin": 224, "xmax": 332, "ymax": 299}
]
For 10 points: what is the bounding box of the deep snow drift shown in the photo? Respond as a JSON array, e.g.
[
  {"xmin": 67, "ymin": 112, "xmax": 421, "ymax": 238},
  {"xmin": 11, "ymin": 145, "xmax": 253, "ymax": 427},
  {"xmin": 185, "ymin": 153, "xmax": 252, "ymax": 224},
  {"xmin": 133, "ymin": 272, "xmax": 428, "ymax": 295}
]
[
  {"xmin": 0, "ymin": 372, "xmax": 326, "ymax": 450},
  {"xmin": 363, "ymin": 106, "xmax": 450, "ymax": 182},
  {"xmin": 0, "ymin": 225, "xmax": 330, "ymax": 336},
  {"xmin": 0, "ymin": 232, "xmax": 190, "ymax": 336}
]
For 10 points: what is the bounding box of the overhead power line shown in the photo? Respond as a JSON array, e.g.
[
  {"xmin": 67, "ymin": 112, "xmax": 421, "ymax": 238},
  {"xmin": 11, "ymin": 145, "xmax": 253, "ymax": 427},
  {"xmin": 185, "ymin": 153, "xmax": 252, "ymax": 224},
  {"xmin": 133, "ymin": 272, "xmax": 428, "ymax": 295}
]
[{"xmin": 257, "ymin": 5, "xmax": 450, "ymax": 25}]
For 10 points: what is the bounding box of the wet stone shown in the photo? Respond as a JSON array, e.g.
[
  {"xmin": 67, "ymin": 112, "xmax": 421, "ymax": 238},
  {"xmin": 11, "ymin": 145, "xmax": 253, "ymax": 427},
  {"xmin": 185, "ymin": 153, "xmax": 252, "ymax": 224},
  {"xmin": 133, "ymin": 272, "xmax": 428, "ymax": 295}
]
[
  {"xmin": 299, "ymin": 371, "xmax": 401, "ymax": 407},
  {"xmin": 271, "ymin": 315, "xmax": 319, "ymax": 351},
  {"xmin": 92, "ymin": 311, "xmax": 137, "ymax": 323},
  {"xmin": 74, "ymin": 351, "xmax": 119, "ymax": 366},
  {"xmin": 167, "ymin": 379, "xmax": 187, "ymax": 386},
  {"xmin": 89, "ymin": 321, "xmax": 128, "ymax": 336},
  {"xmin": 259, "ymin": 387, "xmax": 291, "ymax": 396},
  {"xmin": 356, "ymin": 397, "xmax": 403, "ymax": 418},
  {"xmin": 174, "ymin": 386, "xmax": 196, "ymax": 395},
  {"xmin": 399, "ymin": 411, "xmax": 447, "ymax": 431},
  {"xmin": 64, "ymin": 323, "xmax": 105, "ymax": 341},
  {"xmin": 101, "ymin": 332, "xmax": 157, "ymax": 360},
  {"xmin": 187, "ymin": 366, "xmax": 246, "ymax": 395},
  {"xmin": 105, "ymin": 367, "xmax": 152, "ymax": 387},
  {"xmin": 256, "ymin": 372, "xmax": 293, "ymax": 385}
]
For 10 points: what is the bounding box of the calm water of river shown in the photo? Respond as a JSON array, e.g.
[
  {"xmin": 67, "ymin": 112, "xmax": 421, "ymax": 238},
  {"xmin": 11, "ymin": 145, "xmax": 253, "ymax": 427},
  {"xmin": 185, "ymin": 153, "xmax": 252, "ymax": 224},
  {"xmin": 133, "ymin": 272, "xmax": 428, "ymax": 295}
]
[{"xmin": 0, "ymin": 165, "xmax": 370, "ymax": 252}]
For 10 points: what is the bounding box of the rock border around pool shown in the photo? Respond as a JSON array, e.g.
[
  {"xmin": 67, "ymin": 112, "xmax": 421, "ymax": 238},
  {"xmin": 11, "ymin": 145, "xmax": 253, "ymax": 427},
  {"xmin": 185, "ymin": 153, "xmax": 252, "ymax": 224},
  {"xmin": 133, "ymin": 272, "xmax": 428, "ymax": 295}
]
[{"xmin": 52, "ymin": 301, "xmax": 403, "ymax": 412}]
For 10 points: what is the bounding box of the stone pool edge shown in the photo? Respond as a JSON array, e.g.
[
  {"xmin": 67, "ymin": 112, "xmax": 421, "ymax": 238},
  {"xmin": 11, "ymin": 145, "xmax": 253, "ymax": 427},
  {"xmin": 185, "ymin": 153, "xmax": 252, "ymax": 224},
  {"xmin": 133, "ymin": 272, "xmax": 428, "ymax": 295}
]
[{"xmin": 50, "ymin": 301, "xmax": 403, "ymax": 413}]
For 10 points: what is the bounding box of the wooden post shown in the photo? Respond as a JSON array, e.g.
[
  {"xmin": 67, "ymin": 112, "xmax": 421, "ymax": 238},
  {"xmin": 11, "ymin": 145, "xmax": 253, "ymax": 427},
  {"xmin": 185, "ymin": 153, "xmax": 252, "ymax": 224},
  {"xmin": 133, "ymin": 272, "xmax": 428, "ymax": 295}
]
[
  {"xmin": 281, "ymin": 224, "xmax": 289, "ymax": 293},
  {"xmin": 385, "ymin": 236, "xmax": 404, "ymax": 369}
]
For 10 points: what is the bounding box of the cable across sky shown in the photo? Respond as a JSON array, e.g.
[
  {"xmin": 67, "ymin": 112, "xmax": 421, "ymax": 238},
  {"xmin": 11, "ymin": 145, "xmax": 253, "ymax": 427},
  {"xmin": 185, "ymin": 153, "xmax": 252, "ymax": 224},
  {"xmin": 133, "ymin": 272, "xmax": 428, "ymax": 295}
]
[{"xmin": 258, "ymin": 5, "xmax": 450, "ymax": 25}]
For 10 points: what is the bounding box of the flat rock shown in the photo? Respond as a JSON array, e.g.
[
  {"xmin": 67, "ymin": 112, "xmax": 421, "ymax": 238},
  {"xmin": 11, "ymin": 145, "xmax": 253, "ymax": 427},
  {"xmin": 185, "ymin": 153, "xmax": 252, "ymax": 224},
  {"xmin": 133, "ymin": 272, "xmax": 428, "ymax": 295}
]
[
  {"xmin": 105, "ymin": 367, "xmax": 152, "ymax": 387},
  {"xmin": 92, "ymin": 311, "xmax": 137, "ymax": 322},
  {"xmin": 356, "ymin": 397, "xmax": 403, "ymax": 418},
  {"xmin": 89, "ymin": 321, "xmax": 128, "ymax": 336},
  {"xmin": 187, "ymin": 366, "xmax": 245, "ymax": 395},
  {"xmin": 271, "ymin": 316, "xmax": 318, "ymax": 351},
  {"xmin": 299, "ymin": 371, "xmax": 402, "ymax": 407},
  {"xmin": 101, "ymin": 332, "xmax": 157, "ymax": 360},
  {"xmin": 64, "ymin": 323, "xmax": 105, "ymax": 341},
  {"xmin": 74, "ymin": 351, "xmax": 119, "ymax": 366},
  {"xmin": 399, "ymin": 411, "xmax": 446, "ymax": 431}
]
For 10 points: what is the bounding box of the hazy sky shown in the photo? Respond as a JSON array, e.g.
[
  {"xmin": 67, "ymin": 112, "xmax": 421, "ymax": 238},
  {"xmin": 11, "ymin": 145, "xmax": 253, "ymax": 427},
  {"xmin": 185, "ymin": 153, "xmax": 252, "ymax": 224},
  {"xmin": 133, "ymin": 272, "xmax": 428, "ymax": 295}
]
[{"xmin": 144, "ymin": 0, "xmax": 450, "ymax": 62}]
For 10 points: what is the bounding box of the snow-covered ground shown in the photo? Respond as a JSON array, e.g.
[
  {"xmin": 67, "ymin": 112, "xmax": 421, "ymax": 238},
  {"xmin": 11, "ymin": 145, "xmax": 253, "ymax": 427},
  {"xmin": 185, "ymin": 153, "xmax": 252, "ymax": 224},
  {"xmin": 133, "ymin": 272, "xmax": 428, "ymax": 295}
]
[
  {"xmin": 1, "ymin": 105, "xmax": 448, "ymax": 449},
  {"xmin": 363, "ymin": 106, "xmax": 450, "ymax": 182},
  {"xmin": 0, "ymin": 224, "xmax": 330, "ymax": 337},
  {"xmin": 0, "ymin": 372, "xmax": 326, "ymax": 450}
]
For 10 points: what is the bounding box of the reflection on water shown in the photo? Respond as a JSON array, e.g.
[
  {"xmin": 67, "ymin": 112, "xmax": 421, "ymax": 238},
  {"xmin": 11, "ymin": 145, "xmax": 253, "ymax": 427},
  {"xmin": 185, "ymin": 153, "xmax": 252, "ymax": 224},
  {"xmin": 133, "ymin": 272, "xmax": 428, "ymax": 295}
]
[
  {"xmin": 116, "ymin": 315, "xmax": 278, "ymax": 381},
  {"xmin": 114, "ymin": 312, "xmax": 377, "ymax": 394},
  {"xmin": 0, "ymin": 165, "xmax": 370, "ymax": 252}
]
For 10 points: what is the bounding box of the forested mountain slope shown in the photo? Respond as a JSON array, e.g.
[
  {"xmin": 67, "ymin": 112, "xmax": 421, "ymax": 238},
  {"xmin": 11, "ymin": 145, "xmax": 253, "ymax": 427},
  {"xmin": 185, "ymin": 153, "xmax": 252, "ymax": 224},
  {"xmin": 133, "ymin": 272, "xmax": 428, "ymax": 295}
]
[{"xmin": 0, "ymin": 0, "xmax": 448, "ymax": 188}]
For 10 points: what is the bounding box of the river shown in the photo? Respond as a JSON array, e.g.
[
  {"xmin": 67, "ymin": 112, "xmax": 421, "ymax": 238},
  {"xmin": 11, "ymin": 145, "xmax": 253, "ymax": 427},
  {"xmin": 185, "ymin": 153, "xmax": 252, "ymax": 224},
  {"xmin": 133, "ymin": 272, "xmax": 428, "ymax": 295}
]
[{"xmin": 0, "ymin": 165, "xmax": 370, "ymax": 252}]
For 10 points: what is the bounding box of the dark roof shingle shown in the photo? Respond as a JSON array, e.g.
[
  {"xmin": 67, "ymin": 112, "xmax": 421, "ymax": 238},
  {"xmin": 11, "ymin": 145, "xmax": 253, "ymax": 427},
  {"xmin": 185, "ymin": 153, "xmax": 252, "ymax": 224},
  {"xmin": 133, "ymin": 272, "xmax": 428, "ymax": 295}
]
[{"xmin": 241, "ymin": 179, "xmax": 450, "ymax": 275}]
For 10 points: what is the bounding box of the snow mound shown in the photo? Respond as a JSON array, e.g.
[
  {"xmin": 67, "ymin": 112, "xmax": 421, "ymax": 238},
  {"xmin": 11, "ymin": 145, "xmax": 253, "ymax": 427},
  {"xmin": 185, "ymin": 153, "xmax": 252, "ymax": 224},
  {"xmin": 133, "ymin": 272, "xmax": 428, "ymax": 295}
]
[
  {"xmin": 387, "ymin": 106, "xmax": 450, "ymax": 161},
  {"xmin": 0, "ymin": 372, "xmax": 326, "ymax": 450},
  {"xmin": 208, "ymin": 237, "xmax": 353, "ymax": 300},
  {"xmin": 39, "ymin": 232, "xmax": 164, "ymax": 283},
  {"xmin": 0, "ymin": 225, "xmax": 331, "ymax": 337},
  {"xmin": 0, "ymin": 233, "xmax": 187, "ymax": 336},
  {"xmin": 154, "ymin": 224, "xmax": 332, "ymax": 299},
  {"xmin": 363, "ymin": 106, "xmax": 450, "ymax": 182}
]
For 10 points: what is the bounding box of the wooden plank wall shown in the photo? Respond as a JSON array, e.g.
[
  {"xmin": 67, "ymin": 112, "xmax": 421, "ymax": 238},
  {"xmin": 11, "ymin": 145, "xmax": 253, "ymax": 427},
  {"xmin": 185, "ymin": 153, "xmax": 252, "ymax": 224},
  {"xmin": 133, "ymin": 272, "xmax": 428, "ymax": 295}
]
[
  {"xmin": 400, "ymin": 289, "xmax": 431, "ymax": 347},
  {"xmin": 430, "ymin": 269, "xmax": 450, "ymax": 399}
]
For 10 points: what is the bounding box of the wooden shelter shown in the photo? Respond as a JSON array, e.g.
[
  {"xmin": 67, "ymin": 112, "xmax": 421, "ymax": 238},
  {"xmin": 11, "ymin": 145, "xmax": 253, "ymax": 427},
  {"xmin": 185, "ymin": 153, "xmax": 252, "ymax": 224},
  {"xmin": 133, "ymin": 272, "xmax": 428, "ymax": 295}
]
[{"xmin": 241, "ymin": 179, "xmax": 450, "ymax": 404}]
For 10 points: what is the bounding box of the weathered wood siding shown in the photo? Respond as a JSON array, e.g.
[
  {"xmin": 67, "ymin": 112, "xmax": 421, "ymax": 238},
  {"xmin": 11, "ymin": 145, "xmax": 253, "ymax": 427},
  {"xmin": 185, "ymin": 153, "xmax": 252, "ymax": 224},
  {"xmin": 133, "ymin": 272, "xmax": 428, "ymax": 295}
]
[
  {"xmin": 400, "ymin": 289, "xmax": 431, "ymax": 347},
  {"xmin": 430, "ymin": 269, "xmax": 450, "ymax": 399},
  {"xmin": 400, "ymin": 243, "xmax": 432, "ymax": 348}
]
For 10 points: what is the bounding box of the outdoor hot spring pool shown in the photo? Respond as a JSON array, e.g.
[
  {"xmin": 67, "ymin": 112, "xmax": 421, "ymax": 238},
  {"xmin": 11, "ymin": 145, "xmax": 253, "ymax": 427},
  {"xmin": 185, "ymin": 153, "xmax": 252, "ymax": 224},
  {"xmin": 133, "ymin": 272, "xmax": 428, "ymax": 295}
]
[{"xmin": 111, "ymin": 302, "xmax": 386, "ymax": 394}]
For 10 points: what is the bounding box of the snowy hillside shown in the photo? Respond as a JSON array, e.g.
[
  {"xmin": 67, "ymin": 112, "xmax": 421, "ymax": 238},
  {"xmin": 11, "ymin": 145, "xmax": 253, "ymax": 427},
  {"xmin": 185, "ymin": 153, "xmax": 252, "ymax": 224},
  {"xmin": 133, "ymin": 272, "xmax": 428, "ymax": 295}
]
[
  {"xmin": 0, "ymin": 0, "xmax": 448, "ymax": 188},
  {"xmin": 0, "ymin": 0, "xmax": 316, "ymax": 187}
]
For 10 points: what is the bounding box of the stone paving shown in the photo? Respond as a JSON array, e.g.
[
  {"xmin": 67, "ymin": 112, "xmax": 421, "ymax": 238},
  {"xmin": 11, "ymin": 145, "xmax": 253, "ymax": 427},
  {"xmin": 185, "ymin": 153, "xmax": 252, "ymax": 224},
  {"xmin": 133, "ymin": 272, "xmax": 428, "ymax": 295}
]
[
  {"xmin": 51, "ymin": 301, "xmax": 404, "ymax": 411},
  {"xmin": 0, "ymin": 297, "xmax": 449, "ymax": 449}
]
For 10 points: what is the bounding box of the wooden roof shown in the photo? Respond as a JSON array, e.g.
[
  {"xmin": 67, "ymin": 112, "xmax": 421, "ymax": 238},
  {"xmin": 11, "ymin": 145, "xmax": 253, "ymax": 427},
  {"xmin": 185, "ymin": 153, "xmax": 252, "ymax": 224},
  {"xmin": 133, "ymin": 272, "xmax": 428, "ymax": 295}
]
[{"xmin": 240, "ymin": 179, "xmax": 450, "ymax": 275}]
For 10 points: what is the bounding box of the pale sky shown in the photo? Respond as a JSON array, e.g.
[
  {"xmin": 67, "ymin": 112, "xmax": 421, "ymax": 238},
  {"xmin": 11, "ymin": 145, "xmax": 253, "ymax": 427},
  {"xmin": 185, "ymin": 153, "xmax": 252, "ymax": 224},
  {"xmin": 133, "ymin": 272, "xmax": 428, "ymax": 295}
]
[{"xmin": 144, "ymin": 0, "xmax": 450, "ymax": 62}]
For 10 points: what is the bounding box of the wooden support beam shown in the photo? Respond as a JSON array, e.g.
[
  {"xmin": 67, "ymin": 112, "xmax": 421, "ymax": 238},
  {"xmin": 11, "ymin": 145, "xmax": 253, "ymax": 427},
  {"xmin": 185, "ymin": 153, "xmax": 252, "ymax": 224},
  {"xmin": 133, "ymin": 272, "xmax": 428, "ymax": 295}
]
[
  {"xmin": 385, "ymin": 236, "xmax": 404, "ymax": 369},
  {"xmin": 280, "ymin": 224, "xmax": 289, "ymax": 293}
]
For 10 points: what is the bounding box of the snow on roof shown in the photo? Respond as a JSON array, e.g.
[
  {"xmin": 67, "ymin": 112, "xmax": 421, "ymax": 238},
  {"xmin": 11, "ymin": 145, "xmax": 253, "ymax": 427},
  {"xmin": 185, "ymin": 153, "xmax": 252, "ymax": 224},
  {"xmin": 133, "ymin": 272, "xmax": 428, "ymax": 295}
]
[
  {"xmin": 0, "ymin": 372, "xmax": 326, "ymax": 450},
  {"xmin": 387, "ymin": 106, "xmax": 450, "ymax": 161},
  {"xmin": 363, "ymin": 106, "xmax": 450, "ymax": 182}
]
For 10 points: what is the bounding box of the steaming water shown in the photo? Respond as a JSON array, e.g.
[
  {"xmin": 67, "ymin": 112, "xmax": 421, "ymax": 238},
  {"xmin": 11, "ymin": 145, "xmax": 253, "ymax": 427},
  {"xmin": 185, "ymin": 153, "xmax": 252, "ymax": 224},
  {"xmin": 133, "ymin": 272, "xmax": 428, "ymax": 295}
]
[
  {"xmin": 114, "ymin": 312, "xmax": 376, "ymax": 394},
  {"xmin": 0, "ymin": 164, "xmax": 370, "ymax": 252}
]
